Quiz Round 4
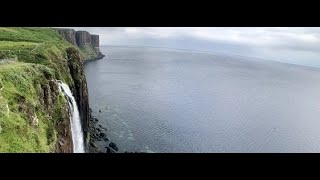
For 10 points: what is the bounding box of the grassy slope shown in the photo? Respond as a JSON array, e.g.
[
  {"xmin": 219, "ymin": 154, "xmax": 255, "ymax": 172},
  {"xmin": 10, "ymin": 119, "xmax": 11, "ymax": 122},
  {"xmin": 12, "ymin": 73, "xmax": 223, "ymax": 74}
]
[
  {"xmin": 78, "ymin": 44, "xmax": 99, "ymax": 61},
  {"xmin": 0, "ymin": 27, "xmax": 86, "ymax": 152},
  {"xmin": 0, "ymin": 63, "xmax": 63, "ymax": 152}
]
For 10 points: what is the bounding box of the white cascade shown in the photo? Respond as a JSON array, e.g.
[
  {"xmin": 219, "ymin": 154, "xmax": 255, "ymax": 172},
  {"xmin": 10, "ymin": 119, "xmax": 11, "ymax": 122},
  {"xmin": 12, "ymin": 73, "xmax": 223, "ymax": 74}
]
[{"xmin": 57, "ymin": 80, "xmax": 85, "ymax": 153}]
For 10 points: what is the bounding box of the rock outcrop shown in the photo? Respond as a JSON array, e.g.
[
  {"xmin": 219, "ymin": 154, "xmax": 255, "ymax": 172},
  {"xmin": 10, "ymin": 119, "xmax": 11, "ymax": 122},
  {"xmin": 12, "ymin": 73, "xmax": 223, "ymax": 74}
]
[
  {"xmin": 91, "ymin": 35, "xmax": 100, "ymax": 47},
  {"xmin": 55, "ymin": 28, "xmax": 105, "ymax": 61},
  {"xmin": 55, "ymin": 28, "xmax": 77, "ymax": 46},
  {"xmin": 75, "ymin": 31, "xmax": 92, "ymax": 46}
]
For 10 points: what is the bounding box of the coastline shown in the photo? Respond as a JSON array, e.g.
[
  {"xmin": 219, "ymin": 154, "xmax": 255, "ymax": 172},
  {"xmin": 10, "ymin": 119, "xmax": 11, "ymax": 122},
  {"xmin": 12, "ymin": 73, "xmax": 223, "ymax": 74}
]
[
  {"xmin": 83, "ymin": 55, "xmax": 120, "ymax": 153},
  {"xmin": 83, "ymin": 54, "xmax": 106, "ymax": 65}
]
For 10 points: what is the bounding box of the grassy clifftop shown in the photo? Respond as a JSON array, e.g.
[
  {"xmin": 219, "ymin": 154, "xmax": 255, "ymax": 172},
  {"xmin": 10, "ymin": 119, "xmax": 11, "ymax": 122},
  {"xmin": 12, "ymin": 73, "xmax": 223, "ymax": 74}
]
[
  {"xmin": 0, "ymin": 27, "xmax": 91, "ymax": 152},
  {"xmin": 0, "ymin": 28, "xmax": 74, "ymax": 84},
  {"xmin": 0, "ymin": 27, "xmax": 63, "ymax": 43}
]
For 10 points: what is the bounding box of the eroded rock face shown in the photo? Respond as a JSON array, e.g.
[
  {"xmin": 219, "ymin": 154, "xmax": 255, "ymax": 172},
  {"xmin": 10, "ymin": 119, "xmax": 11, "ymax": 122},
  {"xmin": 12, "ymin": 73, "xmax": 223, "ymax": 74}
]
[
  {"xmin": 76, "ymin": 31, "xmax": 92, "ymax": 46},
  {"xmin": 55, "ymin": 28, "xmax": 77, "ymax": 46},
  {"xmin": 53, "ymin": 28, "xmax": 105, "ymax": 151},
  {"xmin": 66, "ymin": 47, "xmax": 90, "ymax": 138},
  {"xmin": 91, "ymin": 35, "xmax": 100, "ymax": 47},
  {"xmin": 40, "ymin": 78, "xmax": 73, "ymax": 153},
  {"xmin": 36, "ymin": 78, "xmax": 73, "ymax": 153},
  {"xmin": 54, "ymin": 97, "xmax": 73, "ymax": 153}
]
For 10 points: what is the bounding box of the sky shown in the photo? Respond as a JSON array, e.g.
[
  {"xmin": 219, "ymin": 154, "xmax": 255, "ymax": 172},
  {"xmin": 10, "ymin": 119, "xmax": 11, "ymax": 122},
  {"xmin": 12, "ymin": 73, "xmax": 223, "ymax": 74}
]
[{"xmin": 72, "ymin": 27, "xmax": 320, "ymax": 68}]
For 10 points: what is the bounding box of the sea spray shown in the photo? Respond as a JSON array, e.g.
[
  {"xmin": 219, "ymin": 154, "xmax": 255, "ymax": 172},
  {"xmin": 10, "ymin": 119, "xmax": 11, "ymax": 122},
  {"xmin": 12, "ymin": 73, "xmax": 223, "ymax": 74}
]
[{"xmin": 57, "ymin": 80, "xmax": 85, "ymax": 153}]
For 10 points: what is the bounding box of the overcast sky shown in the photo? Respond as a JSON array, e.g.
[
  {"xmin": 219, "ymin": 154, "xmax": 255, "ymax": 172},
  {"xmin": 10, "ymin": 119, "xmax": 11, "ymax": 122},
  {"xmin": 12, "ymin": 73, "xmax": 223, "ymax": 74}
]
[{"xmin": 72, "ymin": 27, "xmax": 320, "ymax": 68}]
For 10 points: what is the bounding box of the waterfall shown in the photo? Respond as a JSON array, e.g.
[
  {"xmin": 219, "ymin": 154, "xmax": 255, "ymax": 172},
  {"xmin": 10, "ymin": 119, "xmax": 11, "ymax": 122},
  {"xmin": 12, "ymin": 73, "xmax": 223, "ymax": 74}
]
[{"xmin": 57, "ymin": 80, "xmax": 85, "ymax": 153}]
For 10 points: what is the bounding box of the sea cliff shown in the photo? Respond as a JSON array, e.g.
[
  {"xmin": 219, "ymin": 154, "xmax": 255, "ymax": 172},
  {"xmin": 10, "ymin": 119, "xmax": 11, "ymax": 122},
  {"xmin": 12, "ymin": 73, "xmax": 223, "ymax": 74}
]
[
  {"xmin": 55, "ymin": 28, "xmax": 105, "ymax": 61},
  {"xmin": 0, "ymin": 27, "xmax": 104, "ymax": 152}
]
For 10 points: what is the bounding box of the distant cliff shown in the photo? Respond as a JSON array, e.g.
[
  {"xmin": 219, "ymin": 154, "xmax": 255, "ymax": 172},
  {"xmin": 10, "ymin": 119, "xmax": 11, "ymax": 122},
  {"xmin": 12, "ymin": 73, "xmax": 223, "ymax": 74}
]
[{"xmin": 55, "ymin": 28, "xmax": 105, "ymax": 61}]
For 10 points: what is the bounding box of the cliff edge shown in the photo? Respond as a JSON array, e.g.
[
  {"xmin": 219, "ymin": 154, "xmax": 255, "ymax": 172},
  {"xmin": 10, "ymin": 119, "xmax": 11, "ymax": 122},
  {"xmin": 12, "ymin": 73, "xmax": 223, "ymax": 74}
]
[{"xmin": 0, "ymin": 27, "xmax": 98, "ymax": 152}]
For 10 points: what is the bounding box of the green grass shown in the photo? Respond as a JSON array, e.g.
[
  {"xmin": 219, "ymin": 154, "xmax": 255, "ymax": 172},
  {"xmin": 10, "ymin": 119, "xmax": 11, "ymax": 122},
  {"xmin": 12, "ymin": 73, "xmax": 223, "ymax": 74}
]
[
  {"xmin": 78, "ymin": 44, "xmax": 99, "ymax": 60},
  {"xmin": 0, "ymin": 27, "xmax": 65, "ymax": 43},
  {"xmin": 0, "ymin": 27, "xmax": 98, "ymax": 63},
  {"xmin": 0, "ymin": 41, "xmax": 38, "ymax": 50},
  {"xmin": 0, "ymin": 28, "xmax": 76, "ymax": 86},
  {"xmin": 0, "ymin": 63, "xmax": 63, "ymax": 152}
]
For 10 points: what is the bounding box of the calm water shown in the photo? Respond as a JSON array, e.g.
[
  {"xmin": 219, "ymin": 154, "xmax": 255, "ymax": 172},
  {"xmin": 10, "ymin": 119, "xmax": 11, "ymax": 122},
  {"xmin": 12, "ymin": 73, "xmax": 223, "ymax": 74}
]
[{"xmin": 85, "ymin": 46, "xmax": 320, "ymax": 153}]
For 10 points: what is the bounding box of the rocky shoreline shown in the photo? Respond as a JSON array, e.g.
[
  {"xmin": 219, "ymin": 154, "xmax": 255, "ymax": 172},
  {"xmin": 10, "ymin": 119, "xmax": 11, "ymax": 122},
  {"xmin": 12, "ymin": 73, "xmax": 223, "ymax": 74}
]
[
  {"xmin": 87, "ymin": 108, "xmax": 119, "ymax": 153},
  {"xmin": 87, "ymin": 109, "xmax": 149, "ymax": 153}
]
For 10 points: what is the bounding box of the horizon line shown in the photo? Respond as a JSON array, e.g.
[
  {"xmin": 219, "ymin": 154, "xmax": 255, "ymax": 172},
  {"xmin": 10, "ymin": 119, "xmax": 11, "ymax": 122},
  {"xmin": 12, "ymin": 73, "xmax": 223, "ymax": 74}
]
[{"xmin": 100, "ymin": 44, "xmax": 320, "ymax": 70}]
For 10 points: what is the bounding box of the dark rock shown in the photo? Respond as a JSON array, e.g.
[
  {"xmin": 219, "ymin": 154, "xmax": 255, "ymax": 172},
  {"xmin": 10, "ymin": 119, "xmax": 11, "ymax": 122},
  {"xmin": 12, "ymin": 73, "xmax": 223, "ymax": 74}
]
[
  {"xmin": 75, "ymin": 31, "xmax": 92, "ymax": 46},
  {"xmin": 94, "ymin": 118, "xmax": 98, "ymax": 122},
  {"xmin": 91, "ymin": 35, "xmax": 100, "ymax": 47},
  {"xmin": 99, "ymin": 132, "xmax": 106, "ymax": 138},
  {"xmin": 91, "ymin": 133, "xmax": 99, "ymax": 140},
  {"xmin": 54, "ymin": 28, "xmax": 77, "ymax": 46},
  {"xmin": 99, "ymin": 109, "xmax": 102, "ymax": 113},
  {"xmin": 106, "ymin": 147, "xmax": 116, "ymax": 153},
  {"xmin": 109, "ymin": 142, "xmax": 118, "ymax": 151},
  {"xmin": 103, "ymin": 137, "xmax": 109, "ymax": 141},
  {"xmin": 89, "ymin": 142, "xmax": 97, "ymax": 148},
  {"xmin": 58, "ymin": 139, "xmax": 65, "ymax": 146},
  {"xmin": 99, "ymin": 125, "xmax": 107, "ymax": 131}
]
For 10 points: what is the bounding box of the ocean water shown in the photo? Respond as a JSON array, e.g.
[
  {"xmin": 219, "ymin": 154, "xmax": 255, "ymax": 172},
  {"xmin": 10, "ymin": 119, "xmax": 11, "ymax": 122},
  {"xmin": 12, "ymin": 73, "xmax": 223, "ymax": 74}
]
[{"xmin": 85, "ymin": 46, "xmax": 320, "ymax": 153}]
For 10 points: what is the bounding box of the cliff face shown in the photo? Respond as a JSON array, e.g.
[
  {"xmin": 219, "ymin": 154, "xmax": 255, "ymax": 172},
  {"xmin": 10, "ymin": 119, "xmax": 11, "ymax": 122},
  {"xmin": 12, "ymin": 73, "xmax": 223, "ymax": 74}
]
[
  {"xmin": 75, "ymin": 31, "xmax": 92, "ymax": 46},
  {"xmin": 55, "ymin": 28, "xmax": 77, "ymax": 46},
  {"xmin": 91, "ymin": 35, "xmax": 99, "ymax": 47},
  {"xmin": 56, "ymin": 29, "xmax": 103, "ymax": 141},
  {"xmin": 0, "ymin": 27, "xmax": 101, "ymax": 152},
  {"xmin": 66, "ymin": 47, "xmax": 90, "ymax": 136},
  {"xmin": 55, "ymin": 28, "xmax": 103, "ymax": 151},
  {"xmin": 56, "ymin": 29, "xmax": 105, "ymax": 61},
  {"xmin": 0, "ymin": 63, "xmax": 73, "ymax": 152}
]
